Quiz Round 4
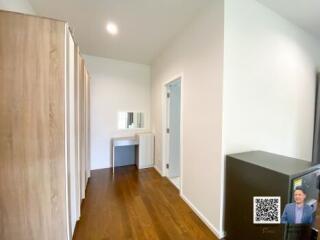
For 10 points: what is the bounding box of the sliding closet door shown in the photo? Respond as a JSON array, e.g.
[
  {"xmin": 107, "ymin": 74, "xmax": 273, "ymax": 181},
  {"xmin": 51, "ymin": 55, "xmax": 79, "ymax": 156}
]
[
  {"xmin": 66, "ymin": 29, "xmax": 78, "ymax": 236},
  {"xmin": 74, "ymin": 46, "xmax": 81, "ymax": 220},
  {"xmin": 84, "ymin": 69, "xmax": 91, "ymax": 183},
  {"xmin": 79, "ymin": 57, "xmax": 86, "ymax": 200},
  {"xmin": 86, "ymin": 73, "xmax": 91, "ymax": 180},
  {"xmin": 0, "ymin": 11, "xmax": 67, "ymax": 240}
]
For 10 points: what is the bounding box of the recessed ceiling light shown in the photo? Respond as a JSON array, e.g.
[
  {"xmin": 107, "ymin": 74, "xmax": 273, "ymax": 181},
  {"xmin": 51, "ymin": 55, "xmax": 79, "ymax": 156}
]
[{"xmin": 106, "ymin": 22, "xmax": 118, "ymax": 35}]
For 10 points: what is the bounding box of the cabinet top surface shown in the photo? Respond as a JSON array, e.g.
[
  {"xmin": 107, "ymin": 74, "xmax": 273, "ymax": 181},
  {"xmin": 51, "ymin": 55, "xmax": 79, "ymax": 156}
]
[
  {"xmin": 0, "ymin": 9, "xmax": 66, "ymax": 23},
  {"xmin": 228, "ymin": 151, "xmax": 313, "ymax": 176},
  {"xmin": 112, "ymin": 136, "xmax": 138, "ymax": 147}
]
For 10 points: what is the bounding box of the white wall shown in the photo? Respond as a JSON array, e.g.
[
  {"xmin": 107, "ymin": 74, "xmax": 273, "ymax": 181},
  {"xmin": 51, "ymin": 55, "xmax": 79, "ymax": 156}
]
[
  {"xmin": 84, "ymin": 55, "xmax": 151, "ymax": 170},
  {"xmin": 222, "ymin": 0, "xmax": 320, "ymax": 235},
  {"xmin": 224, "ymin": 0, "xmax": 320, "ymax": 161},
  {"xmin": 0, "ymin": 0, "xmax": 35, "ymax": 14},
  {"xmin": 151, "ymin": 0, "xmax": 224, "ymax": 237}
]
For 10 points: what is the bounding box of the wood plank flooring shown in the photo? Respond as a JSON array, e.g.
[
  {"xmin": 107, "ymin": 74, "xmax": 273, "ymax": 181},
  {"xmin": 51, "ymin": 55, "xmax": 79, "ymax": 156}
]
[{"xmin": 73, "ymin": 166, "xmax": 218, "ymax": 240}]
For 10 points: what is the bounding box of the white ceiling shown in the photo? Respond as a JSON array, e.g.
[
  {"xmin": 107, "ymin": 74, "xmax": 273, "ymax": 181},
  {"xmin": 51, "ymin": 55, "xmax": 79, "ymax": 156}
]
[
  {"xmin": 257, "ymin": 0, "xmax": 320, "ymax": 39},
  {"xmin": 29, "ymin": 0, "xmax": 211, "ymax": 64}
]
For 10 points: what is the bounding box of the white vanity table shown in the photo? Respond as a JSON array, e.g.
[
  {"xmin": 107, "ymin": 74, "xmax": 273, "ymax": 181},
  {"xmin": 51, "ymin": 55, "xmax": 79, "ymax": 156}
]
[{"xmin": 111, "ymin": 133, "xmax": 154, "ymax": 174}]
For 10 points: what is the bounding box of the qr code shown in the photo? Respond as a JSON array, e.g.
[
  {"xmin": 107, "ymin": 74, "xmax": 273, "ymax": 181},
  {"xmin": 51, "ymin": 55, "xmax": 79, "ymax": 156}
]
[{"xmin": 253, "ymin": 196, "xmax": 281, "ymax": 224}]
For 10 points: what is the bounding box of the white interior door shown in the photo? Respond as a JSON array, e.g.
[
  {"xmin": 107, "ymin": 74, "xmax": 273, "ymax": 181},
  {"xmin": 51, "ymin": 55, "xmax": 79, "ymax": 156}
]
[{"xmin": 167, "ymin": 79, "xmax": 181, "ymax": 178}]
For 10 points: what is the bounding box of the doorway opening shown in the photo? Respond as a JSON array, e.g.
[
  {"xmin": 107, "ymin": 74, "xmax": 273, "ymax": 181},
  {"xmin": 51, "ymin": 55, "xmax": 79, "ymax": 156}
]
[{"xmin": 163, "ymin": 77, "xmax": 182, "ymax": 190}]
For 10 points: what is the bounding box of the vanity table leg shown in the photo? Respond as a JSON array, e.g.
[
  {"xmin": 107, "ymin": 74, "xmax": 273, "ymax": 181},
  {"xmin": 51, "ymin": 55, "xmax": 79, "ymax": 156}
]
[{"xmin": 112, "ymin": 145, "xmax": 115, "ymax": 176}]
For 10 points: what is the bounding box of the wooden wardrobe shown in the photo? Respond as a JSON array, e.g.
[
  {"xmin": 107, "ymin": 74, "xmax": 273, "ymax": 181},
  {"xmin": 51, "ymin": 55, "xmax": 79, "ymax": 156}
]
[{"xmin": 0, "ymin": 10, "xmax": 91, "ymax": 240}]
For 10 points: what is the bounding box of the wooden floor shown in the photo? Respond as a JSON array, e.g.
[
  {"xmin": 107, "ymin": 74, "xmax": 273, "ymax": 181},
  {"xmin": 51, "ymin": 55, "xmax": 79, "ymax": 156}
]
[{"xmin": 73, "ymin": 166, "xmax": 218, "ymax": 240}]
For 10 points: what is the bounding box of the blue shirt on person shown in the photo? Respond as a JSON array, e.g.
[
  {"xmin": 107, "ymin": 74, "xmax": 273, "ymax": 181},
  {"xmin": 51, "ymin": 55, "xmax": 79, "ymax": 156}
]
[{"xmin": 295, "ymin": 204, "xmax": 303, "ymax": 224}]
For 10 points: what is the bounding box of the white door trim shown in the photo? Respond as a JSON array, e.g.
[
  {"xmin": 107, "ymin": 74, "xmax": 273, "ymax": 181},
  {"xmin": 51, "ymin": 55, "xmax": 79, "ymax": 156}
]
[{"xmin": 161, "ymin": 73, "xmax": 183, "ymax": 193}]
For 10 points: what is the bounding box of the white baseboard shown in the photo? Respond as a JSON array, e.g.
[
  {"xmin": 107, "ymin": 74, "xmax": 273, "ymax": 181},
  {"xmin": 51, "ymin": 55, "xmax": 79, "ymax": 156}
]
[
  {"xmin": 180, "ymin": 193, "xmax": 225, "ymax": 239},
  {"xmin": 154, "ymin": 165, "xmax": 164, "ymax": 176},
  {"xmin": 168, "ymin": 177, "xmax": 180, "ymax": 190},
  {"xmin": 138, "ymin": 164, "xmax": 154, "ymax": 169}
]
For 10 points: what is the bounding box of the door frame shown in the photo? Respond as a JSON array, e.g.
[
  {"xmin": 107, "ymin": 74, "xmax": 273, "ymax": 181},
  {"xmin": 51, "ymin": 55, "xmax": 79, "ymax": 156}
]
[{"xmin": 161, "ymin": 73, "xmax": 183, "ymax": 192}]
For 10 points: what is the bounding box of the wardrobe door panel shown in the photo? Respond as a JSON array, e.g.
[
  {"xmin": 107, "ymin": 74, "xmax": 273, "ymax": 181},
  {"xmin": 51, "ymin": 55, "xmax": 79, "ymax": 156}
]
[
  {"xmin": 86, "ymin": 74, "xmax": 91, "ymax": 180},
  {"xmin": 66, "ymin": 29, "xmax": 78, "ymax": 237},
  {"xmin": 79, "ymin": 56, "xmax": 86, "ymax": 200},
  {"xmin": 74, "ymin": 46, "xmax": 81, "ymax": 220},
  {"xmin": 0, "ymin": 11, "xmax": 67, "ymax": 240},
  {"xmin": 84, "ymin": 69, "xmax": 90, "ymax": 184}
]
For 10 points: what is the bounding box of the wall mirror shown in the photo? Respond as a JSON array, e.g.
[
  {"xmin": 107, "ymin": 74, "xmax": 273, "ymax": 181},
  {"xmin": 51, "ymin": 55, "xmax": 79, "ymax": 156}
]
[{"xmin": 118, "ymin": 112, "xmax": 145, "ymax": 129}]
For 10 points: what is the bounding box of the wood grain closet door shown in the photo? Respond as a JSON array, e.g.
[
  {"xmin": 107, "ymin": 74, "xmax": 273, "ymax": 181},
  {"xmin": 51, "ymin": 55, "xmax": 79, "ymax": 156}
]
[{"xmin": 0, "ymin": 11, "xmax": 67, "ymax": 240}]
